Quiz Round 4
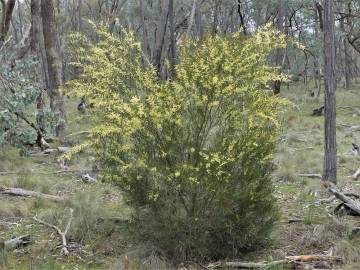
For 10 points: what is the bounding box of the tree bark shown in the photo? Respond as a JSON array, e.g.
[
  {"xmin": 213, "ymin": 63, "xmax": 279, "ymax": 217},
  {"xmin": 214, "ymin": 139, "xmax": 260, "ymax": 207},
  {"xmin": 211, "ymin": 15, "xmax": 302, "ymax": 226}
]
[
  {"xmin": 323, "ymin": 0, "xmax": 337, "ymax": 184},
  {"xmin": 340, "ymin": 10, "xmax": 351, "ymax": 89},
  {"xmin": 139, "ymin": 0, "xmax": 150, "ymax": 58},
  {"xmin": 153, "ymin": 0, "xmax": 169, "ymax": 78},
  {"xmin": 0, "ymin": 0, "xmax": 16, "ymax": 48},
  {"xmin": 212, "ymin": 0, "xmax": 220, "ymax": 34},
  {"xmin": 194, "ymin": 0, "xmax": 202, "ymax": 37},
  {"xmin": 237, "ymin": 0, "xmax": 247, "ymax": 35},
  {"xmin": 273, "ymin": 0, "xmax": 287, "ymax": 95},
  {"xmin": 41, "ymin": 0, "xmax": 66, "ymax": 139},
  {"xmin": 186, "ymin": 0, "xmax": 196, "ymax": 37},
  {"xmin": 168, "ymin": 0, "xmax": 176, "ymax": 76}
]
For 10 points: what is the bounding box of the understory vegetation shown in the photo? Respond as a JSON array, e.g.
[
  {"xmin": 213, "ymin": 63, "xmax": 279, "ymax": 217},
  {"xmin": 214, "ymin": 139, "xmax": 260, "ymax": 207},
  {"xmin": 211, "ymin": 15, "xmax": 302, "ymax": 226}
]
[
  {"xmin": 2, "ymin": 83, "xmax": 360, "ymax": 269},
  {"xmin": 64, "ymin": 24, "xmax": 287, "ymax": 261}
]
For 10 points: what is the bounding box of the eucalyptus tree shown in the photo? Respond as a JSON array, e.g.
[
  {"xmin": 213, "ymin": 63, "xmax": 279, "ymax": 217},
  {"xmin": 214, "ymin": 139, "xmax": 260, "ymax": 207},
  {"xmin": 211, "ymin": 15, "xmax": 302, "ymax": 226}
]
[{"xmin": 323, "ymin": 0, "xmax": 337, "ymax": 184}]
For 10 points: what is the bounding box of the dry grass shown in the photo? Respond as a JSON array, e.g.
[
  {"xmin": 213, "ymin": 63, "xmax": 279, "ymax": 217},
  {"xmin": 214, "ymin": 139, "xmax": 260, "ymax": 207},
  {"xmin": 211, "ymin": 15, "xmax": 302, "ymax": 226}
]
[{"xmin": 1, "ymin": 82, "xmax": 360, "ymax": 269}]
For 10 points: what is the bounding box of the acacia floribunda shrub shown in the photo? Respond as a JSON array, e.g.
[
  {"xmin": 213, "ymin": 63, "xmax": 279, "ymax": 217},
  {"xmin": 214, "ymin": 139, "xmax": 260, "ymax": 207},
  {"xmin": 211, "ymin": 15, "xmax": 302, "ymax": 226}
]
[{"xmin": 65, "ymin": 23, "xmax": 289, "ymax": 261}]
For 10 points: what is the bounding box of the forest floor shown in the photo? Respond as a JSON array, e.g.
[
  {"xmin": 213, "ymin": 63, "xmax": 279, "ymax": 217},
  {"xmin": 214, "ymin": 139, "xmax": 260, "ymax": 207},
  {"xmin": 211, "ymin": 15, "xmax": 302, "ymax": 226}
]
[{"xmin": 1, "ymin": 82, "xmax": 360, "ymax": 269}]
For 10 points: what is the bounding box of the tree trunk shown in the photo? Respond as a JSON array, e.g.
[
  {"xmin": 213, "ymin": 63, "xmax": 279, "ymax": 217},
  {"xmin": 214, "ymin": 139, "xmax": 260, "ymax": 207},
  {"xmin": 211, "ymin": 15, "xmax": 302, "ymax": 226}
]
[
  {"xmin": 340, "ymin": 13, "xmax": 351, "ymax": 89},
  {"xmin": 168, "ymin": 0, "xmax": 176, "ymax": 76},
  {"xmin": 323, "ymin": 0, "xmax": 337, "ymax": 184},
  {"xmin": 139, "ymin": 0, "xmax": 150, "ymax": 58},
  {"xmin": 273, "ymin": 0, "xmax": 287, "ymax": 95},
  {"xmin": 30, "ymin": 0, "xmax": 47, "ymax": 133},
  {"xmin": 0, "ymin": 0, "xmax": 16, "ymax": 48},
  {"xmin": 77, "ymin": 0, "xmax": 83, "ymax": 32},
  {"xmin": 153, "ymin": 0, "xmax": 169, "ymax": 78},
  {"xmin": 212, "ymin": 0, "xmax": 220, "ymax": 34},
  {"xmin": 194, "ymin": 0, "xmax": 202, "ymax": 37},
  {"xmin": 41, "ymin": 0, "xmax": 66, "ymax": 139}
]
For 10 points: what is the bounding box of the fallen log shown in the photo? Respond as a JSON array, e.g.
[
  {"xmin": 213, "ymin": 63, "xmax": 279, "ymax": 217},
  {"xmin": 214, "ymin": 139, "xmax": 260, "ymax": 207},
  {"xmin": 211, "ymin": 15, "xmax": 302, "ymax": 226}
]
[
  {"xmin": 1, "ymin": 235, "xmax": 31, "ymax": 251},
  {"xmin": 297, "ymin": 173, "xmax": 322, "ymax": 179},
  {"xmin": 327, "ymin": 182, "xmax": 360, "ymax": 216},
  {"xmin": 206, "ymin": 260, "xmax": 286, "ymax": 269},
  {"xmin": 0, "ymin": 187, "xmax": 64, "ymax": 202},
  {"xmin": 206, "ymin": 255, "xmax": 342, "ymax": 269},
  {"xmin": 33, "ymin": 208, "xmax": 74, "ymax": 256},
  {"xmin": 0, "ymin": 171, "xmax": 17, "ymax": 175},
  {"xmin": 43, "ymin": 146, "xmax": 71, "ymax": 155},
  {"xmin": 350, "ymin": 125, "xmax": 360, "ymax": 132}
]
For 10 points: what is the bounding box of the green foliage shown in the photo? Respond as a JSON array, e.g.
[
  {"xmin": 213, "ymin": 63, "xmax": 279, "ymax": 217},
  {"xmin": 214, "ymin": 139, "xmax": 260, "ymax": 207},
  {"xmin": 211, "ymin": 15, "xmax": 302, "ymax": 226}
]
[
  {"xmin": 0, "ymin": 57, "xmax": 54, "ymax": 149},
  {"xmin": 66, "ymin": 24, "xmax": 288, "ymax": 261}
]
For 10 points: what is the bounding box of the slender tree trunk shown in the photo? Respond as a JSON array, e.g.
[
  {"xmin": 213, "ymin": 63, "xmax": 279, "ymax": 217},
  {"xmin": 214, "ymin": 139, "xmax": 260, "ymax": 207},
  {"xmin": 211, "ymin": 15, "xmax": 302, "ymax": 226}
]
[
  {"xmin": 0, "ymin": 0, "xmax": 16, "ymax": 48},
  {"xmin": 323, "ymin": 0, "xmax": 337, "ymax": 184},
  {"xmin": 341, "ymin": 20, "xmax": 351, "ymax": 89},
  {"xmin": 108, "ymin": 0, "xmax": 128, "ymax": 33},
  {"xmin": 273, "ymin": 0, "xmax": 287, "ymax": 95},
  {"xmin": 186, "ymin": 0, "xmax": 196, "ymax": 37},
  {"xmin": 30, "ymin": 0, "xmax": 47, "ymax": 133},
  {"xmin": 41, "ymin": 0, "xmax": 66, "ymax": 139},
  {"xmin": 237, "ymin": 0, "xmax": 247, "ymax": 35},
  {"xmin": 153, "ymin": 0, "xmax": 169, "ymax": 78},
  {"xmin": 77, "ymin": 0, "xmax": 83, "ymax": 31},
  {"xmin": 212, "ymin": 0, "xmax": 220, "ymax": 34},
  {"xmin": 139, "ymin": 0, "xmax": 150, "ymax": 58},
  {"xmin": 194, "ymin": 0, "xmax": 202, "ymax": 37},
  {"xmin": 168, "ymin": 0, "xmax": 176, "ymax": 76}
]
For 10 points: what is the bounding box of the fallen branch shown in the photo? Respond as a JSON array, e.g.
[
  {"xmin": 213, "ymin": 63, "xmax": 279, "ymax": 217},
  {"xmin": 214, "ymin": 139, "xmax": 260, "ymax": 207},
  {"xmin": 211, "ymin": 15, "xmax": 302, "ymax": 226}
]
[
  {"xmin": 64, "ymin": 131, "xmax": 90, "ymax": 138},
  {"xmin": 0, "ymin": 171, "xmax": 17, "ymax": 175},
  {"xmin": 327, "ymin": 182, "xmax": 360, "ymax": 216},
  {"xmin": 287, "ymin": 218, "xmax": 304, "ymax": 224},
  {"xmin": 1, "ymin": 235, "xmax": 31, "ymax": 251},
  {"xmin": 315, "ymin": 196, "xmax": 336, "ymax": 204},
  {"xmin": 349, "ymin": 125, "xmax": 360, "ymax": 132},
  {"xmin": 207, "ymin": 260, "xmax": 286, "ymax": 269},
  {"xmin": 352, "ymin": 168, "xmax": 360, "ymax": 180},
  {"xmin": 81, "ymin": 174, "xmax": 97, "ymax": 183},
  {"xmin": 338, "ymin": 106, "xmax": 360, "ymax": 116},
  {"xmin": 43, "ymin": 146, "xmax": 71, "ymax": 155},
  {"xmin": 0, "ymin": 186, "xmax": 64, "ymax": 202},
  {"xmin": 297, "ymin": 173, "xmax": 322, "ymax": 179},
  {"xmin": 33, "ymin": 208, "xmax": 74, "ymax": 256},
  {"xmin": 352, "ymin": 143, "xmax": 359, "ymax": 156},
  {"xmin": 207, "ymin": 255, "xmax": 342, "ymax": 269},
  {"xmin": 311, "ymin": 106, "xmax": 324, "ymax": 116}
]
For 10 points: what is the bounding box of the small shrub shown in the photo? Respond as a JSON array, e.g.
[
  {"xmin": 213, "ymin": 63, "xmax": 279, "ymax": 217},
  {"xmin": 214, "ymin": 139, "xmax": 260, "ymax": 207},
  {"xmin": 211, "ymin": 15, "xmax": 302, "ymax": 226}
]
[{"xmin": 66, "ymin": 24, "xmax": 289, "ymax": 261}]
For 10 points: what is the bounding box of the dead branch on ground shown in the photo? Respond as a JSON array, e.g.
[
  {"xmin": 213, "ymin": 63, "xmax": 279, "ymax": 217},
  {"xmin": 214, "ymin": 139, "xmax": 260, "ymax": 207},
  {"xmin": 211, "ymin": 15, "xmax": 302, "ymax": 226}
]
[
  {"xmin": 1, "ymin": 235, "xmax": 31, "ymax": 251},
  {"xmin": 206, "ymin": 255, "xmax": 342, "ymax": 269},
  {"xmin": 0, "ymin": 186, "xmax": 64, "ymax": 202},
  {"xmin": 352, "ymin": 168, "xmax": 360, "ymax": 180},
  {"xmin": 326, "ymin": 182, "xmax": 360, "ymax": 216},
  {"xmin": 297, "ymin": 173, "xmax": 322, "ymax": 179},
  {"xmin": 33, "ymin": 208, "xmax": 74, "ymax": 256}
]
